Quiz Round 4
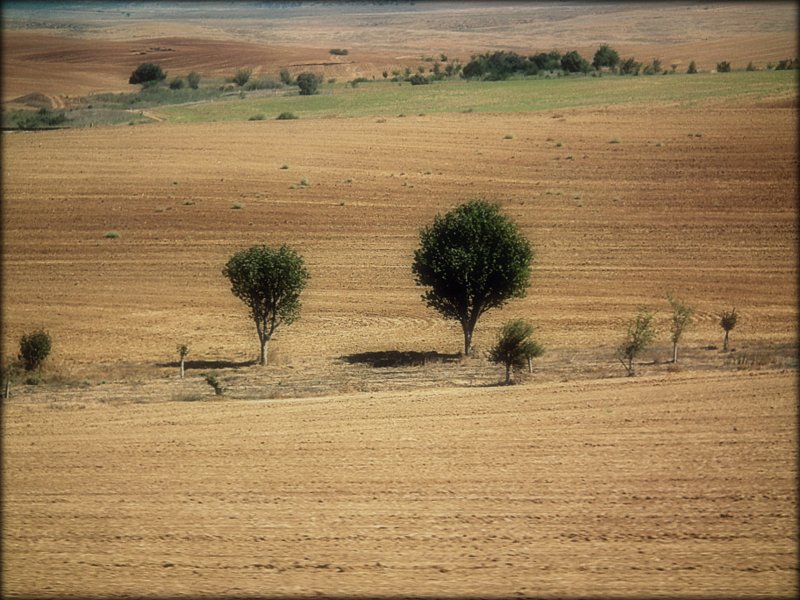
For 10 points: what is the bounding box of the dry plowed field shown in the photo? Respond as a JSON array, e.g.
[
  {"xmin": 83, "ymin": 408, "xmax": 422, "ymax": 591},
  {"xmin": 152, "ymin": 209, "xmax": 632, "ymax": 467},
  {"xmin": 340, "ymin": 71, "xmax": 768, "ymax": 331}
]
[
  {"xmin": 3, "ymin": 99, "xmax": 797, "ymax": 598},
  {"xmin": 2, "ymin": 3, "xmax": 799, "ymax": 597}
]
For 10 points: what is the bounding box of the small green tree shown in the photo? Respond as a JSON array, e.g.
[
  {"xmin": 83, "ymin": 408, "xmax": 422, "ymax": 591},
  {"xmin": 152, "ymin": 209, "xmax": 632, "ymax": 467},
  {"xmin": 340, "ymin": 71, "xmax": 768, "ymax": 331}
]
[
  {"xmin": 129, "ymin": 63, "xmax": 166, "ymax": 85},
  {"xmin": 667, "ymin": 294, "xmax": 694, "ymax": 363},
  {"xmin": 222, "ymin": 244, "xmax": 309, "ymax": 366},
  {"xmin": 296, "ymin": 72, "xmax": 321, "ymax": 95},
  {"xmin": 187, "ymin": 71, "xmax": 201, "ymax": 89},
  {"xmin": 687, "ymin": 60, "xmax": 698, "ymax": 74},
  {"xmin": 561, "ymin": 50, "xmax": 591, "ymax": 73},
  {"xmin": 720, "ymin": 308, "xmax": 738, "ymax": 352},
  {"xmin": 412, "ymin": 200, "xmax": 533, "ymax": 356},
  {"xmin": 716, "ymin": 61, "xmax": 732, "ymax": 73},
  {"xmin": 177, "ymin": 344, "xmax": 189, "ymax": 378},
  {"xmin": 616, "ymin": 309, "xmax": 657, "ymax": 376},
  {"xmin": 233, "ymin": 68, "xmax": 252, "ymax": 87},
  {"xmin": 18, "ymin": 330, "xmax": 52, "ymax": 372},
  {"xmin": 169, "ymin": 77, "xmax": 185, "ymax": 90},
  {"xmin": 489, "ymin": 319, "xmax": 544, "ymax": 385}
]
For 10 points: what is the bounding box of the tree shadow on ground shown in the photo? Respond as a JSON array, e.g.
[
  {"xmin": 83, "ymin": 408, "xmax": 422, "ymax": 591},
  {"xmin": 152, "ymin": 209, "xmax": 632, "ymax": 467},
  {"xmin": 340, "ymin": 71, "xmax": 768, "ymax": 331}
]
[
  {"xmin": 157, "ymin": 359, "xmax": 258, "ymax": 370},
  {"xmin": 340, "ymin": 350, "xmax": 461, "ymax": 368}
]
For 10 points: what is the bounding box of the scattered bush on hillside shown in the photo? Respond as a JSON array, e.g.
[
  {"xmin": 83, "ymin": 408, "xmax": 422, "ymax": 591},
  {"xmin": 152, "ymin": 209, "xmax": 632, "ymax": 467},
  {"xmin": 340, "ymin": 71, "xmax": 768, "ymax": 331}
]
[
  {"xmin": 248, "ymin": 114, "xmax": 266, "ymax": 121},
  {"xmin": 746, "ymin": 62, "xmax": 757, "ymax": 71},
  {"xmin": 187, "ymin": 71, "xmax": 201, "ymax": 89},
  {"xmin": 716, "ymin": 61, "xmax": 732, "ymax": 73},
  {"xmin": 349, "ymin": 77, "xmax": 370, "ymax": 88},
  {"xmin": 775, "ymin": 58, "xmax": 798, "ymax": 70},
  {"xmin": 687, "ymin": 60, "xmax": 698, "ymax": 74},
  {"xmin": 129, "ymin": 63, "xmax": 166, "ymax": 85},
  {"xmin": 329, "ymin": 48, "xmax": 349, "ymax": 56},
  {"xmin": 233, "ymin": 68, "xmax": 253, "ymax": 87},
  {"xmin": 276, "ymin": 111, "xmax": 298, "ymax": 120},
  {"xmin": 19, "ymin": 329, "xmax": 52, "ymax": 372},
  {"xmin": 296, "ymin": 72, "xmax": 322, "ymax": 95},
  {"xmin": 169, "ymin": 77, "xmax": 185, "ymax": 90}
]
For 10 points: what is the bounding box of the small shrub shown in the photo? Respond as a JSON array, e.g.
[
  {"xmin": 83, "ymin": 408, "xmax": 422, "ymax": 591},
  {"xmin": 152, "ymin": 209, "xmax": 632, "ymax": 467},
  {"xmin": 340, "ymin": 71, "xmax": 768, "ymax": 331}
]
[
  {"xmin": 300, "ymin": 177, "xmax": 310, "ymax": 186},
  {"xmin": 19, "ymin": 330, "xmax": 52, "ymax": 371},
  {"xmin": 276, "ymin": 111, "xmax": 298, "ymax": 120},
  {"xmin": 232, "ymin": 203, "xmax": 244, "ymax": 209},
  {"xmin": 297, "ymin": 72, "xmax": 321, "ymax": 95},
  {"xmin": 248, "ymin": 114, "xmax": 266, "ymax": 121},
  {"xmin": 609, "ymin": 138, "xmax": 620, "ymax": 144},
  {"xmin": 279, "ymin": 68, "xmax": 294, "ymax": 85},
  {"xmin": 187, "ymin": 71, "xmax": 201, "ymax": 89},
  {"xmin": 503, "ymin": 134, "xmax": 514, "ymax": 140},
  {"xmin": 408, "ymin": 73, "xmax": 430, "ymax": 85},
  {"xmin": 129, "ymin": 63, "xmax": 166, "ymax": 85},
  {"xmin": 280, "ymin": 164, "xmax": 289, "ymax": 169},
  {"xmin": 204, "ymin": 374, "xmax": 224, "ymax": 396},
  {"xmin": 746, "ymin": 62, "xmax": 757, "ymax": 71},
  {"xmin": 716, "ymin": 61, "xmax": 732, "ymax": 73},
  {"xmin": 244, "ymin": 77, "xmax": 281, "ymax": 90},
  {"xmin": 104, "ymin": 231, "xmax": 120, "ymax": 239},
  {"xmin": 233, "ymin": 68, "xmax": 253, "ymax": 87},
  {"xmin": 169, "ymin": 77, "xmax": 185, "ymax": 90},
  {"xmin": 687, "ymin": 60, "xmax": 698, "ymax": 74},
  {"xmin": 329, "ymin": 48, "xmax": 349, "ymax": 56}
]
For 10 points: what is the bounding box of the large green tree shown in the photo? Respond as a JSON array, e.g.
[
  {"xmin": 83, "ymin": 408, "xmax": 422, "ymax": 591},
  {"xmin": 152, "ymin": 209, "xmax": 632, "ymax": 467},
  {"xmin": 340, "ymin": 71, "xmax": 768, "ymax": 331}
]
[
  {"xmin": 222, "ymin": 244, "xmax": 309, "ymax": 366},
  {"xmin": 412, "ymin": 200, "xmax": 533, "ymax": 355}
]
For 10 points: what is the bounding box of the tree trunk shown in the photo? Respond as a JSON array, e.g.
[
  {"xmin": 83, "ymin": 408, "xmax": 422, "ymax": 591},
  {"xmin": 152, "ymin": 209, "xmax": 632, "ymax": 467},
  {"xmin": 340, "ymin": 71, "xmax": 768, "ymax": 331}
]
[
  {"xmin": 505, "ymin": 363, "xmax": 511, "ymax": 385},
  {"xmin": 723, "ymin": 330, "xmax": 730, "ymax": 352},
  {"xmin": 260, "ymin": 337, "xmax": 269, "ymax": 366},
  {"xmin": 180, "ymin": 357, "xmax": 185, "ymax": 379},
  {"xmin": 4, "ymin": 377, "xmax": 9, "ymax": 399},
  {"xmin": 672, "ymin": 342, "xmax": 678, "ymax": 363},
  {"xmin": 528, "ymin": 356, "xmax": 533, "ymax": 374},
  {"xmin": 462, "ymin": 325, "xmax": 473, "ymax": 357},
  {"xmin": 627, "ymin": 357, "xmax": 635, "ymax": 377}
]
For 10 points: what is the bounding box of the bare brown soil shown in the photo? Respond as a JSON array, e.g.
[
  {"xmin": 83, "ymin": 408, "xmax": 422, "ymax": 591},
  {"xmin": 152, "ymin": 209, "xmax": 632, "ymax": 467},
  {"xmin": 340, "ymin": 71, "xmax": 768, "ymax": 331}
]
[{"xmin": 1, "ymin": 4, "xmax": 798, "ymax": 598}]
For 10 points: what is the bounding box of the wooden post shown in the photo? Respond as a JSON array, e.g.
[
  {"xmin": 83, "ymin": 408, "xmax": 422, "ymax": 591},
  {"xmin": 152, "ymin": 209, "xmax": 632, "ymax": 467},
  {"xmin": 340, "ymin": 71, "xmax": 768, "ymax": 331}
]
[{"xmin": 528, "ymin": 356, "xmax": 533, "ymax": 374}]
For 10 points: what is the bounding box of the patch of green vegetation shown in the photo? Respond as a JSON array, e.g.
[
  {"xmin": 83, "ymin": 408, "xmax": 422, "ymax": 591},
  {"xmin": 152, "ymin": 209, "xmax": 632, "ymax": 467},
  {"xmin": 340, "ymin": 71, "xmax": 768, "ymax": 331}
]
[{"xmin": 158, "ymin": 71, "xmax": 795, "ymax": 123}]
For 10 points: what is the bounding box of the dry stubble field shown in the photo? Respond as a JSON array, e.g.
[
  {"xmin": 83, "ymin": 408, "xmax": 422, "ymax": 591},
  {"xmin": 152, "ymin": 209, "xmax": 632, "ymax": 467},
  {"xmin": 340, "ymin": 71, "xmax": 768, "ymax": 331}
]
[
  {"xmin": 3, "ymin": 99, "xmax": 797, "ymax": 598},
  {"xmin": 2, "ymin": 4, "xmax": 799, "ymax": 598}
]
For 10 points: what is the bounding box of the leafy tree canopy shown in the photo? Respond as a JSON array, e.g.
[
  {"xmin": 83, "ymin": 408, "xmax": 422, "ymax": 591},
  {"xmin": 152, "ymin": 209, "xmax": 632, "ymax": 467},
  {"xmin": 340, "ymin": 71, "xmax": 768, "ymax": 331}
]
[
  {"xmin": 129, "ymin": 63, "xmax": 166, "ymax": 85},
  {"xmin": 412, "ymin": 200, "xmax": 533, "ymax": 355}
]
